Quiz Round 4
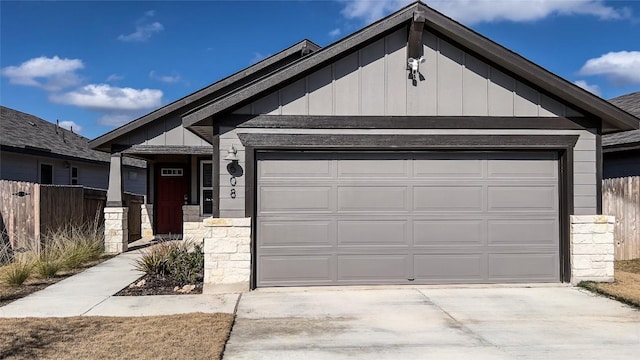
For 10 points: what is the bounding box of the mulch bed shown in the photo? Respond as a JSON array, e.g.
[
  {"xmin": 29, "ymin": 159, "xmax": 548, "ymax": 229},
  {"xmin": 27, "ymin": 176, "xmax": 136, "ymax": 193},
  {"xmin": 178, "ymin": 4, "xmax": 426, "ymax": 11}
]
[{"xmin": 115, "ymin": 273, "xmax": 203, "ymax": 296}]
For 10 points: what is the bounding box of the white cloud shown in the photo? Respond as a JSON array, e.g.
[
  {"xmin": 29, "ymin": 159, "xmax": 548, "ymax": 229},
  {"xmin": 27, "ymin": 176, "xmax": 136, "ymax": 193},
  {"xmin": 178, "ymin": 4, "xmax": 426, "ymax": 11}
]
[
  {"xmin": 50, "ymin": 84, "xmax": 163, "ymax": 112},
  {"xmin": 118, "ymin": 22, "xmax": 164, "ymax": 42},
  {"xmin": 579, "ymin": 51, "xmax": 640, "ymax": 85},
  {"xmin": 573, "ymin": 80, "xmax": 601, "ymax": 96},
  {"xmin": 328, "ymin": 28, "xmax": 342, "ymax": 37},
  {"xmin": 58, "ymin": 120, "xmax": 83, "ymax": 134},
  {"xmin": 338, "ymin": 0, "xmax": 631, "ymax": 25},
  {"xmin": 118, "ymin": 10, "xmax": 164, "ymax": 42},
  {"xmin": 106, "ymin": 74, "xmax": 124, "ymax": 82},
  {"xmin": 149, "ymin": 70, "xmax": 181, "ymax": 83},
  {"xmin": 1, "ymin": 56, "xmax": 83, "ymax": 91}
]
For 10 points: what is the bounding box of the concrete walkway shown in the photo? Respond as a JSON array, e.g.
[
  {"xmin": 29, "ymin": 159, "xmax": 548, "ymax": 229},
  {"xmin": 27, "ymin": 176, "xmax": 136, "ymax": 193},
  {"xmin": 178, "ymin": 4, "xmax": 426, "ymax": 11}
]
[
  {"xmin": 224, "ymin": 286, "xmax": 640, "ymax": 360},
  {"xmin": 0, "ymin": 251, "xmax": 238, "ymax": 317}
]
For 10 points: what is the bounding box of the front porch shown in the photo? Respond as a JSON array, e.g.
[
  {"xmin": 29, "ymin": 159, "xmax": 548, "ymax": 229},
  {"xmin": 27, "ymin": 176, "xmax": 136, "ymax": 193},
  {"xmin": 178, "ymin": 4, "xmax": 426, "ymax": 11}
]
[{"xmin": 104, "ymin": 148, "xmax": 217, "ymax": 253}]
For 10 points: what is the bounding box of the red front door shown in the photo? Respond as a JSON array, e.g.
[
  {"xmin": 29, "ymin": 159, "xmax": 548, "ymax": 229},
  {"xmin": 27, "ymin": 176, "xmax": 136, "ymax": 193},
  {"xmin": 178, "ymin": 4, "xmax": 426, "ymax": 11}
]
[{"xmin": 156, "ymin": 167, "xmax": 189, "ymax": 234}]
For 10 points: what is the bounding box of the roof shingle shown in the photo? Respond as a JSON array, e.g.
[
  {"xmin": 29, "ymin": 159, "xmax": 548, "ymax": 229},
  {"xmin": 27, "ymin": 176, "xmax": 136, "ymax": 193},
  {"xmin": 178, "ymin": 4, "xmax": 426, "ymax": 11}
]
[
  {"xmin": 603, "ymin": 92, "xmax": 640, "ymax": 148},
  {"xmin": 0, "ymin": 106, "xmax": 145, "ymax": 168}
]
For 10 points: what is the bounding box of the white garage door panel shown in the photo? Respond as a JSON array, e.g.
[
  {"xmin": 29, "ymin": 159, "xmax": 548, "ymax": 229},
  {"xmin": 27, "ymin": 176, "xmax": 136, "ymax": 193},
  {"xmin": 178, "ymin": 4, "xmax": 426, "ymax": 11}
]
[{"xmin": 257, "ymin": 152, "xmax": 560, "ymax": 286}]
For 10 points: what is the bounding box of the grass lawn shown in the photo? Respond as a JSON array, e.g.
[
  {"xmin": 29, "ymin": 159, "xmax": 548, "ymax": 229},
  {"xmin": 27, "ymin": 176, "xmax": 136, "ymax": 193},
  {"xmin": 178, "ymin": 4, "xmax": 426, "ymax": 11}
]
[
  {"xmin": 0, "ymin": 313, "xmax": 234, "ymax": 360},
  {"xmin": 580, "ymin": 258, "xmax": 640, "ymax": 308}
]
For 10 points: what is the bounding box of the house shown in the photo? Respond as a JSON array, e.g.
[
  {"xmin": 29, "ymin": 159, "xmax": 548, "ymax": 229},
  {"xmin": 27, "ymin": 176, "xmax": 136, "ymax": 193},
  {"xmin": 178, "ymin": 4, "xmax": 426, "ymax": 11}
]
[
  {"xmin": 0, "ymin": 106, "xmax": 146, "ymax": 195},
  {"xmin": 603, "ymin": 91, "xmax": 640, "ymax": 178},
  {"xmin": 90, "ymin": 1, "xmax": 639, "ymax": 290}
]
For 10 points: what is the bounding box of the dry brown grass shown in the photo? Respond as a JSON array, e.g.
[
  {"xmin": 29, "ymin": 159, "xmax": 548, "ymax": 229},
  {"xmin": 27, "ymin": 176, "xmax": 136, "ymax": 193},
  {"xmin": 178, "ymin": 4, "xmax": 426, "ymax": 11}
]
[
  {"xmin": 0, "ymin": 313, "xmax": 234, "ymax": 360},
  {"xmin": 581, "ymin": 259, "xmax": 640, "ymax": 308}
]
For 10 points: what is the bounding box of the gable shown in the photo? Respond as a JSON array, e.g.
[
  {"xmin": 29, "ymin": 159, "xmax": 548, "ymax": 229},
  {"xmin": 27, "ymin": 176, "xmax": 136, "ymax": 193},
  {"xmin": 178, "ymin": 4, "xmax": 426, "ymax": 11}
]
[
  {"xmin": 184, "ymin": 1, "xmax": 638, "ymax": 134},
  {"xmin": 233, "ymin": 28, "xmax": 583, "ymax": 118},
  {"xmin": 114, "ymin": 114, "xmax": 210, "ymax": 148},
  {"xmin": 89, "ymin": 39, "xmax": 320, "ymax": 152}
]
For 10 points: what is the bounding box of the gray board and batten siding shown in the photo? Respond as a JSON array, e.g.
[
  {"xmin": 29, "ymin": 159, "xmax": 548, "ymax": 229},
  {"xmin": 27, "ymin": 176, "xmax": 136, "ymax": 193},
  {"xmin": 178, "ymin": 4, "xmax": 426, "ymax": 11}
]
[
  {"xmin": 256, "ymin": 152, "xmax": 559, "ymax": 286},
  {"xmin": 215, "ymin": 27, "xmax": 597, "ymax": 219},
  {"xmin": 114, "ymin": 114, "xmax": 211, "ymax": 150},
  {"xmin": 232, "ymin": 28, "xmax": 584, "ymax": 118}
]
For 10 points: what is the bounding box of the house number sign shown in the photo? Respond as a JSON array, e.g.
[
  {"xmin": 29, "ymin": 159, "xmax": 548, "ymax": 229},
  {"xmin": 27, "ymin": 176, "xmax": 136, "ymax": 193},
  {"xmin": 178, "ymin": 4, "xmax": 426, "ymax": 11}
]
[{"xmin": 230, "ymin": 176, "xmax": 237, "ymax": 198}]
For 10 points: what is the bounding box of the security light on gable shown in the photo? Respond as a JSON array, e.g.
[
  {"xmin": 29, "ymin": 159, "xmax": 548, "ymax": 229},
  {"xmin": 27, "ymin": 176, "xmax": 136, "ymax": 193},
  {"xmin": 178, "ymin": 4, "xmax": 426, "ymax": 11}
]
[
  {"xmin": 408, "ymin": 56, "xmax": 425, "ymax": 79},
  {"xmin": 224, "ymin": 144, "xmax": 239, "ymax": 162}
]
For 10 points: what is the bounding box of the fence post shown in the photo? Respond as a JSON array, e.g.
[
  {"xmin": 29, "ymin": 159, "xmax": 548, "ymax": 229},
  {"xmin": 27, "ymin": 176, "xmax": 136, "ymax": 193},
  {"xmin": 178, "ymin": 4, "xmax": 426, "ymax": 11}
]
[{"xmin": 33, "ymin": 183, "xmax": 40, "ymax": 254}]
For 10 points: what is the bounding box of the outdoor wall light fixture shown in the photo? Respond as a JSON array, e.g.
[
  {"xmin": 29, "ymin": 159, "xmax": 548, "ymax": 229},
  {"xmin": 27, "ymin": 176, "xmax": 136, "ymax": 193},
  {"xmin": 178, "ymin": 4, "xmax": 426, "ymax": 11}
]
[{"xmin": 224, "ymin": 144, "xmax": 239, "ymax": 162}]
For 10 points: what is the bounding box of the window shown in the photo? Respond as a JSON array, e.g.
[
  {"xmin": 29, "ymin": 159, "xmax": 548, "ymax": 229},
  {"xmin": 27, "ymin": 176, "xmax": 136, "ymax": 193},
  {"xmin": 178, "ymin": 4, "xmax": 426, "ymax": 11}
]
[
  {"xmin": 200, "ymin": 161, "xmax": 214, "ymax": 215},
  {"xmin": 71, "ymin": 167, "xmax": 78, "ymax": 185},
  {"xmin": 40, "ymin": 163, "xmax": 53, "ymax": 184},
  {"xmin": 161, "ymin": 168, "xmax": 183, "ymax": 176}
]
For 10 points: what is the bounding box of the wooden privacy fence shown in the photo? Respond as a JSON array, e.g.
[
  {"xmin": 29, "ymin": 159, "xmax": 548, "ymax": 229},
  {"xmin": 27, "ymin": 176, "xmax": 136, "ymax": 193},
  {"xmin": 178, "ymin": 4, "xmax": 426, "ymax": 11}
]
[
  {"xmin": 0, "ymin": 180, "xmax": 143, "ymax": 253},
  {"xmin": 603, "ymin": 176, "xmax": 640, "ymax": 260}
]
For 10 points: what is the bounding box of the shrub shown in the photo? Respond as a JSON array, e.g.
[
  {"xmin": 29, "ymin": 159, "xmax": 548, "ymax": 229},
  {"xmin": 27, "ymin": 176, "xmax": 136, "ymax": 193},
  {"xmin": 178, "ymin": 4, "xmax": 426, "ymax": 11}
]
[
  {"xmin": 166, "ymin": 242, "xmax": 204, "ymax": 284},
  {"xmin": 135, "ymin": 240, "xmax": 204, "ymax": 285},
  {"xmin": 34, "ymin": 244, "xmax": 64, "ymax": 279},
  {"xmin": 45, "ymin": 220, "xmax": 104, "ymax": 270},
  {"xmin": 28, "ymin": 217, "xmax": 106, "ymax": 275},
  {"xmin": 0, "ymin": 259, "xmax": 34, "ymax": 286},
  {"xmin": 0, "ymin": 236, "xmax": 13, "ymax": 266},
  {"xmin": 134, "ymin": 241, "xmax": 179, "ymax": 275}
]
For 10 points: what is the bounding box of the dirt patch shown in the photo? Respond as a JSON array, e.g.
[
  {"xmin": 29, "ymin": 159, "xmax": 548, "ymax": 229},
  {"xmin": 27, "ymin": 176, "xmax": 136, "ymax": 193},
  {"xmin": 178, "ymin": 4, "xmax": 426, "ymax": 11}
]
[
  {"xmin": 0, "ymin": 313, "xmax": 234, "ymax": 360},
  {"xmin": 616, "ymin": 259, "xmax": 640, "ymax": 274},
  {"xmin": 115, "ymin": 273, "xmax": 203, "ymax": 296},
  {"xmin": 0, "ymin": 256, "xmax": 112, "ymax": 307},
  {"xmin": 580, "ymin": 259, "xmax": 640, "ymax": 308}
]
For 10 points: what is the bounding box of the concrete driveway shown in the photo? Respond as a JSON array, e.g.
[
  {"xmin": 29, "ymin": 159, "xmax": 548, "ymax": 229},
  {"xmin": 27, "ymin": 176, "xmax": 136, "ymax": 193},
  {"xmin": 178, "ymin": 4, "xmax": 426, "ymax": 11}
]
[{"xmin": 224, "ymin": 286, "xmax": 640, "ymax": 359}]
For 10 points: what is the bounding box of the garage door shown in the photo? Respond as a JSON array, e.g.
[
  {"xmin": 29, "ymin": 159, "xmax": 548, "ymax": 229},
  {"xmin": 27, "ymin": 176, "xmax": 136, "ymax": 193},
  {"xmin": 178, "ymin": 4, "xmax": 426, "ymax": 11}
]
[{"xmin": 256, "ymin": 152, "xmax": 560, "ymax": 286}]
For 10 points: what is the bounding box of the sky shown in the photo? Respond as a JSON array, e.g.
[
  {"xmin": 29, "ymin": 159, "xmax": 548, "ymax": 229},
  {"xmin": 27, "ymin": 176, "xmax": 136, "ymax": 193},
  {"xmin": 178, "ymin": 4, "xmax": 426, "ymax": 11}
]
[{"xmin": 1, "ymin": 0, "xmax": 639, "ymax": 139}]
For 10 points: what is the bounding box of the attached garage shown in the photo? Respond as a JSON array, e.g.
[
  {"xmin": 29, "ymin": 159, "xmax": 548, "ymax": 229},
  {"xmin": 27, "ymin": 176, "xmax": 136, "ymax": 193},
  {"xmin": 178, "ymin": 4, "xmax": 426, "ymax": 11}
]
[
  {"xmin": 256, "ymin": 151, "xmax": 560, "ymax": 286},
  {"xmin": 94, "ymin": 2, "xmax": 638, "ymax": 291}
]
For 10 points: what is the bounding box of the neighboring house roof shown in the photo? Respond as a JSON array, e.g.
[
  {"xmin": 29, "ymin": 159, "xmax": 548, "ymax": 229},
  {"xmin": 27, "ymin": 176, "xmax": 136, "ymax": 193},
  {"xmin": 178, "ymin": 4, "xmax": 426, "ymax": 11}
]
[
  {"xmin": 89, "ymin": 39, "xmax": 320, "ymax": 152},
  {"xmin": 603, "ymin": 91, "xmax": 640, "ymax": 152},
  {"xmin": 182, "ymin": 1, "xmax": 639, "ymax": 135},
  {"xmin": 0, "ymin": 106, "xmax": 145, "ymax": 168}
]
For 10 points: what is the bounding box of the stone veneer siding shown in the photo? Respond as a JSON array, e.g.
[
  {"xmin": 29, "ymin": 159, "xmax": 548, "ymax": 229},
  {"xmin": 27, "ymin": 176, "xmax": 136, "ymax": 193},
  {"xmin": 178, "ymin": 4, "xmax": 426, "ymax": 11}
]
[
  {"xmin": 104, "ymin": 207, "xmax": 128, "ymax": 254},
  {"xmin": 182, "ymin": 205, "xmax": 206, "ymax": 243},
  {"xmin": 570, "ymin": 215, "xmax": 615, "ymax": 284},
  {"xmin": 203, "ymin": 217, "xmax": 251, "ymax": 293},
  {"xmin": 141, "ymin": 205, "xmax": 153, "ymax": 238}
]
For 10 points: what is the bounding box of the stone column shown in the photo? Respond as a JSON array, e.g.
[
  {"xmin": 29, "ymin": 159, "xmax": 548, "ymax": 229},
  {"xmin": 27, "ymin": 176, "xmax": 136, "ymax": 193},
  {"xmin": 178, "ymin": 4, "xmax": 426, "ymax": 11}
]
[
  {"xmin": 141, "ymin": 204, "xmax": 154, "ymax": 238},
  {"xmin": 104, "ymin": 207, "xmax": 128, "ymax": 254},
  {"xmin": 570, "ymin": 215, "xmax": 615, "ymax": 284},
  {"xmin": 203, "ymin": 218, "xmax": 251, "ymax": 293},
  {"xmin": 182, "ymin": 205, "xmax": 205, "ymax": 243}
]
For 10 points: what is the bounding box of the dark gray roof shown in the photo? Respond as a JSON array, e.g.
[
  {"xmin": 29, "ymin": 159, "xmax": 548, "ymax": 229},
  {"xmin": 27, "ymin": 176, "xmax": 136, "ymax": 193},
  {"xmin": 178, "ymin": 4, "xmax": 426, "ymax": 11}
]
[
  {"xmin": 0, "ymin": 106, "xmax": 145, "ymax": 168},
  {"xmin": 89, "ymin": 39, "xmax": 320, "ymax": 152},
  {"xmin": 183, "ymin": 1, "xmax": 640, "ymax": 135},
  {"xmin": 603, "ymin": 92, "xmax": 640, "ymax": 150}
]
